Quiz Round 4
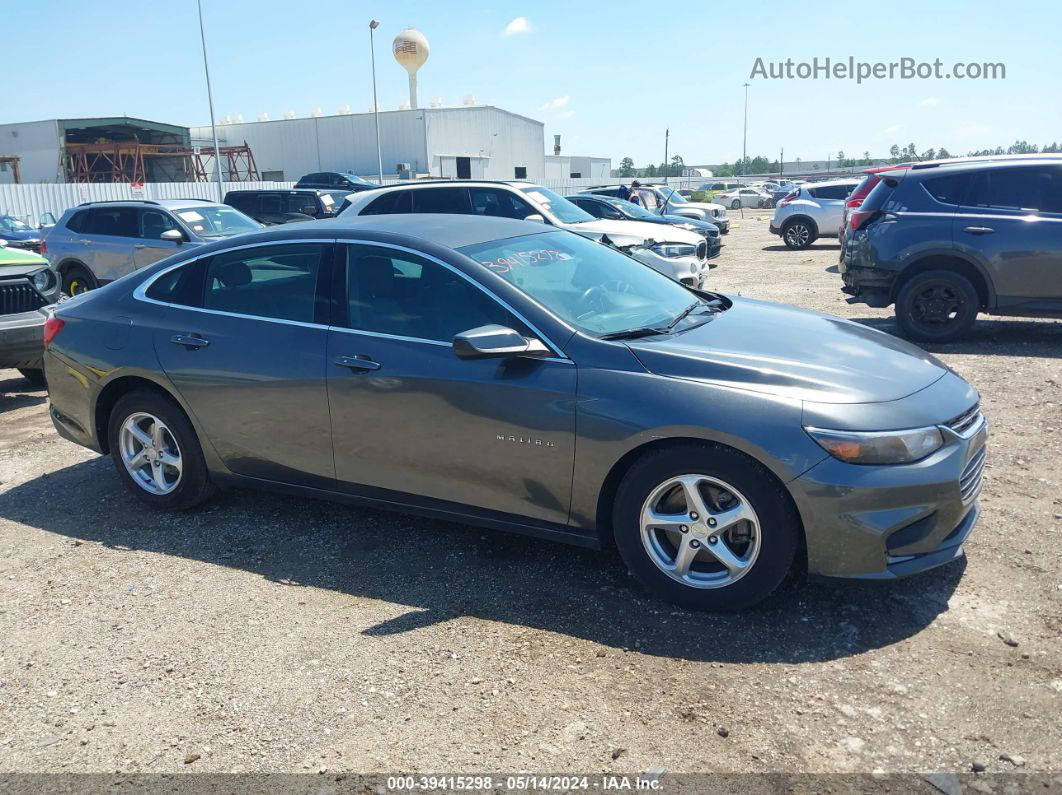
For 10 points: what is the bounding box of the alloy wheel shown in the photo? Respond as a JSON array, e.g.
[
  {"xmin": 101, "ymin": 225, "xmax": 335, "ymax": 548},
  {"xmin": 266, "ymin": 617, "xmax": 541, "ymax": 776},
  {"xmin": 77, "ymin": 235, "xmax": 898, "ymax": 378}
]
[
  {"xmin": 639, "ymin": 474, "xmax": 761, "ymax": 589},
  {"xmin": 784, "ymin": 223, "xmax": 810, "ymax": 247},
  {"xmin": 119, "ymin": 412, "xmax": 183, "ymax": 495}
]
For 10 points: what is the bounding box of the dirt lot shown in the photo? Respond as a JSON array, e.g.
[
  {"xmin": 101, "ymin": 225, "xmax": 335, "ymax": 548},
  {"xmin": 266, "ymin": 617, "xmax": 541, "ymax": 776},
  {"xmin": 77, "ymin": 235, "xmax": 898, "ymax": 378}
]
[{"xmin": 0, "ymin": 215, "xmax": 1060, "ymax": 777}]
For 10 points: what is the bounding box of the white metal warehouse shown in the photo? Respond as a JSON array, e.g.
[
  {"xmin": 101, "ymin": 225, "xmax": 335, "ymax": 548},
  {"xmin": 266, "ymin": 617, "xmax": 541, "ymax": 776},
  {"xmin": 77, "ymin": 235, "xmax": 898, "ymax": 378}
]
[{"xmin": 191, "ymin": 105, "xmax": 556, "ymax": 183}]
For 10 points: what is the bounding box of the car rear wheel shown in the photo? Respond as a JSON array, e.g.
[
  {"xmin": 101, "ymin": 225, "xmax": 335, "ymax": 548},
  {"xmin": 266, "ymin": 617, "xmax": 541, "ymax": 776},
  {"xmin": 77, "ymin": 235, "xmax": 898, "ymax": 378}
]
[
  {"xmin": 62, "ymin": 264, "xmax": 95, "ymax": 295},
  {"xmin": 613, "ymin": 443, "xmax": 800, "ymax": 611},
  {"xmin": 18, "ymin": 368, "xmax": 46, "ymax": 387},
  {"xmin": 782, "ymin": 219, "xmax": 816, "ymax": 249},
  {"xmin": 730, "ymin": 199, "xmax": 741, "ymax": 209},
  {"xmin": 107, "ymin": 390, "xmax": 214, "ymax": 510},
  {"xmin": 895, "ymin": 270, "xmax": 980, "ymax": 343}
]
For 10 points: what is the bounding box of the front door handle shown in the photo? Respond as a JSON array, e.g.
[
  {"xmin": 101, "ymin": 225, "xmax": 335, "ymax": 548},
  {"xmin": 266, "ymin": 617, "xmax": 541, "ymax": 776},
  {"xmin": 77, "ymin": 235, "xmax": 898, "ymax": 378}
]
[
  {"xmin": 78, "ymin": 239, "xmax": 93, "ymax": 245},
  {"xmin": 963, "ymin": 226, "xmax": 995, "ymax": 235},
  {"xmin": 333, "ymin": 354, "xmax": 381, "ymax": 371},
  {"xmin": 170, "ymin": 334, "xmax": 210, "ymax": 350},
  {"xmin": 134, "ymin": 243, "xmax": 147, "ymax": 249}
]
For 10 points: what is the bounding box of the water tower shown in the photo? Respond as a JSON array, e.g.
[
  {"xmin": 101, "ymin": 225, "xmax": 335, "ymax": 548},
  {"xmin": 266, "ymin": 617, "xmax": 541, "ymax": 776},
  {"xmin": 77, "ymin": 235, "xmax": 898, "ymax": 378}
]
[{"xmin": 393, "ymin": 28, "xmax": 429, "ymax": 110}]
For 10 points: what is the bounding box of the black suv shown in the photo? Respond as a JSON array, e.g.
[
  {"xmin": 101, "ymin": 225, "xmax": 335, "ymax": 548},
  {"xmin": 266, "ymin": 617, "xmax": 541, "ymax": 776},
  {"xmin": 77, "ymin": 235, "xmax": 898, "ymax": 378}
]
[
  {"xmin": 224, "ymin": 189, "xmax": 350, "ymax": 225},
  {"xmin": 841, "ymin": 157, "xmax": 1062, "ymax": 341},
  {"xmin": 293, "ymin": 172, "xmax": 378, "ymax": 192}
]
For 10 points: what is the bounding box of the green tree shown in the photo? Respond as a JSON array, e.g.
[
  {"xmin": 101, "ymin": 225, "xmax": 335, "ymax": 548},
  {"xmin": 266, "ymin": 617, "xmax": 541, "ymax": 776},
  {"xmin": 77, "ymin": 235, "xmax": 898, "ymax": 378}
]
[
  {"xmin": 618, "ymin": 157, "xmax": 635, "ymax": 178},
  {"xmin": 889, "ymin": 144, "xmax": 901, "ymax": 162},
  {"xmin": 862, "ymin": 150, "xmax": 871, "ymax": 165},
  {"xmin": 937, "ymin": 147, "xmax": 952, "ymax": 159},
  {"xmin": 644, "ymin": 163, "xmax": 658, "ymax": 177}
]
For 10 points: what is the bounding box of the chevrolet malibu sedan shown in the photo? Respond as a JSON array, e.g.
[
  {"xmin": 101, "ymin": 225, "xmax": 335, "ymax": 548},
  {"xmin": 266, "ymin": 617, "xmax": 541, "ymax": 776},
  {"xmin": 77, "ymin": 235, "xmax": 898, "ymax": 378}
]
[{"xmin": 44, "ymin": 215, "xmax": 986, "ymax": 610}]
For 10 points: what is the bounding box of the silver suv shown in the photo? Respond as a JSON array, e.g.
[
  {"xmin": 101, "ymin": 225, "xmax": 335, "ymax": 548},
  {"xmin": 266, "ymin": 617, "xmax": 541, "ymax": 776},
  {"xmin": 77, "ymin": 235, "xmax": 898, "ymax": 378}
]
[
  {"xmin": 44, "ymin": 200, "xmax": 261, "ymax": 294},
  {"xmin": 769, "ymin": 179, "xmax": 860, "ymax": 249}
]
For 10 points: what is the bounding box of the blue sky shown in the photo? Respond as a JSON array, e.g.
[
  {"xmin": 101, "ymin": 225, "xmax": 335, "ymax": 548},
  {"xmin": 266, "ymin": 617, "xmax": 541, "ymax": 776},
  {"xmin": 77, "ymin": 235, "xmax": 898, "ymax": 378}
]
[{"xmin": 5, "ymin": 0, "xmax": 1059, "ymax": 166}]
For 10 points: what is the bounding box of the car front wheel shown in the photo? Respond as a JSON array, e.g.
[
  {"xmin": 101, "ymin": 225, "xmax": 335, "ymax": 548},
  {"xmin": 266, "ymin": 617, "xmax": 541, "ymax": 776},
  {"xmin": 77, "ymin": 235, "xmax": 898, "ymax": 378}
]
[
  {"xmin": 895, "ymin": 270, "xmax": 980, "ymax": 343},
  {"xmin": 62, "ymin": 264, "xmax": 95, "ymax": 295},
  {"xmin": 730, "ymin": 199, "xmax": 741, "ymax": 209},
  {"xmin": 613, "ymin": 443, "xmax": 800, "ymax": 611},
  {"xmin": 107, "ymin": 390, "xmax": 214, "ymax": 510}
]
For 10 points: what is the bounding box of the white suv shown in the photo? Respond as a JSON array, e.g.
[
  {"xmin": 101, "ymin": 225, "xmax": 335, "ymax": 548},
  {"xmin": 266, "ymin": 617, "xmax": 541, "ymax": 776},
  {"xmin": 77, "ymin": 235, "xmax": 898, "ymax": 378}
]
[
  {"xmin": 340, "ymin": 181, "xmax": 712, "ymax": 288},
  {"xmin": 768, "ymin": 179, "xmax": 860, "ymax": 249}
]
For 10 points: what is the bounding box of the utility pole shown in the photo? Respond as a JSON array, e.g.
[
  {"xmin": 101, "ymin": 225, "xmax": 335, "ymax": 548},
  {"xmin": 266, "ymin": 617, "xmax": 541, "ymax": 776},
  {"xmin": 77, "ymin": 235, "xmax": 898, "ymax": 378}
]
[
  {"xmin": 196, "ymin": 0, "xmax": 225, "ymax": 200},
  {"xmin": 369, "ymin": 20, "xmax": 384, "ymax": 183},
  {"xmin": 663, "ymin": 128, "xmax": 669, "ymax": 185},
  {"xmin": 780, "ymin": 147, "xmax": 784, "ymax": 178},
  {"xmin": 741, "ymin": 82, "xmax": 750, "ymax": 179}
]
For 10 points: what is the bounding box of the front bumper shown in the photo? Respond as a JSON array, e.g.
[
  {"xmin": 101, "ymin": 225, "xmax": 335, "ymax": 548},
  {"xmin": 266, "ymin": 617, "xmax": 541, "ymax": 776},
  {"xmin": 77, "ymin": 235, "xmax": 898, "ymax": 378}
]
[
  {"xmin": 0, "ymin": 308, "xmax": 48, "ymax": 369},
  {"xmin": 789, "ymin": 414, "xmax": 987, "ymax": 580}
]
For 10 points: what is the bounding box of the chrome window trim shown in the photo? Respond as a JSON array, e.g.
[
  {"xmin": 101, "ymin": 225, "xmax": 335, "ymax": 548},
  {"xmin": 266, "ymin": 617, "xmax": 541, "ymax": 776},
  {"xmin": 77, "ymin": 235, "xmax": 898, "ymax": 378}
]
[{"xmin": 131, "ymin": 236, "xmax": 574, "ymax": 363}]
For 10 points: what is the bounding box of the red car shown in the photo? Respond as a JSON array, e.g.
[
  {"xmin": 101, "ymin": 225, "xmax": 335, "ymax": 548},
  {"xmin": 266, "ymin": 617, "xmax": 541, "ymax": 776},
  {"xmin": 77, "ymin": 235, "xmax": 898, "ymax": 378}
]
[{"xmin": 839, "ymin": 166, "xmax": 909, "ymax": 246}]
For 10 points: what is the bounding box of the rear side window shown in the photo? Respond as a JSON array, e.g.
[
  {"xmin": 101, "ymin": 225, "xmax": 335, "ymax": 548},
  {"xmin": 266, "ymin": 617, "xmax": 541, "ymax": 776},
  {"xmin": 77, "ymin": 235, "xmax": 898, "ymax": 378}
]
[
  {"xmin": 809, "ymin": 184, "xmax": 854, "ymax": 200},
  {"xmin": 361, "ymin": 190, "xmax": 413, "ymax": 215},
  {"xmin": 922, "ymin": 173, "xmax": 971, "ymax": 206},
  {"xmin": 412, "ymin": 187, "xmax": 471, "ymax": 214},
  {"xmin": 146, "ymin": 260, "xmax": 206, "ymax": 306},
  {"xmin": 967, "ymin": 166, "xmax": 1062, "ymax": 213},
  {"xmin": 286, "ymin": 194, "xmax": 319, "ymax": 216},
  {"xmin": 259, "ymin": 194, "xmax": 282, "ymax": 214},
  {"xmin": 203, "ymin": 243, "xmax": 328, "ymax": 323},
  {"xmin": 87, "ymin": 207, "xmax": 138, "ymax": 237}
]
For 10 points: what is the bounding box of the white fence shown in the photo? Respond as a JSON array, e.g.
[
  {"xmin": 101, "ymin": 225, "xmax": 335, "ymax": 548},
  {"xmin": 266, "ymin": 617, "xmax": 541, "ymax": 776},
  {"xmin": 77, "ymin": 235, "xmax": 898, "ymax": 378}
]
[{"xmin": 0, "ymin": 177, "xmax": 706, "ymax": 226}]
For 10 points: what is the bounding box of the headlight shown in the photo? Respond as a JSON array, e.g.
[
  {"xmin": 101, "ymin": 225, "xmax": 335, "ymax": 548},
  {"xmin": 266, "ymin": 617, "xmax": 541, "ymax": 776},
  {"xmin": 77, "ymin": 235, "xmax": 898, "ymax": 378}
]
[
  {"xmin": 804, "ymin": 426, "xmax": 944, "ymax": 465},
  {"xmin": 32, "ymin": 268, "xmax": 54, "ymax": 292},
  {"xmin": 652, "ymin": 243, "xmax": 696, "ymax": 258}
]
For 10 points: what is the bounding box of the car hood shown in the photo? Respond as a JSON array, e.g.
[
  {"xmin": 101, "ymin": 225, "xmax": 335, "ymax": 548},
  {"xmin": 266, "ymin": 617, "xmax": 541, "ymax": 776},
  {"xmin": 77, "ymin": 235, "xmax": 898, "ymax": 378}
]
[
  {"xmin": 673, "ymin": 200, "xmax": 726, "ymax": 213},
  {"xmin": 563, "ymin": 218, "xmax": 701, "ymax": 245},
  {"xmin": 0, "ymin": 248, "xmax": 49, "ymax": 271},
  {"xmin": 626, "ymin": 296, "xmax": 950, "ymax": 404}
]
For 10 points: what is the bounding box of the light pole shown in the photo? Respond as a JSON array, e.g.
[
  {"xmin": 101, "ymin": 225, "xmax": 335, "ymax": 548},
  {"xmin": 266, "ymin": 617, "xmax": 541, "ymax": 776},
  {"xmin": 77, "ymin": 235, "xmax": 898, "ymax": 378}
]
[
  {"xmin": 741, "ymin": 82, "xmax": 750, "ymax": 179},
  {"xmin": 369, "ymin": 20, "xmax": 384, "ymax": 183},
  {"xmin": 197, "ymin": 0, "xmax": 225, "ymax": 200}
]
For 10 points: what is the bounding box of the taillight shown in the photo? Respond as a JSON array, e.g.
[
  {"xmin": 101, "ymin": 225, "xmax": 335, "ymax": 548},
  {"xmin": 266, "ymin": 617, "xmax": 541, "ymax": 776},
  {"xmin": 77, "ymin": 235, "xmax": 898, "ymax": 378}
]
[
  {"xmin": 43, "ymin": 316, "xmax": 65, "ymax": 348},
  {"xmin": 849, "ymin": 209, "xmax": 876, "ymax": 230},
  {"xmin": 777, "ymin": 188, "xmax": 800, "ymax": 208},
  {"xmin": 39, "ymin": 239, "xmax": 47, "ymax": 256},
  {"xmin": 846, "ymin": 198, "xmax": 863, "ymax": 209}
]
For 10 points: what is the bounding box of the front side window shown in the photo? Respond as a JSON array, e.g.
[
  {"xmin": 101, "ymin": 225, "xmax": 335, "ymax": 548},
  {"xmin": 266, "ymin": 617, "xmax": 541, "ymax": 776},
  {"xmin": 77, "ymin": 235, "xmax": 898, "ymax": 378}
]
[
  {"xmin": 202, "ymin": 243, "xmax": 327, "ymax": 322},
  {"xmin": 140, "ymin": 209, "xmax": 181, "ymax": 239},
  {"xmin": 469, "ymin": 188, "xmax": 537, "ymax": 219},
  {"xmin": 458, "ymin": 230, "xmax": 696, "ymax": 336},
  {"xmin": 519, "ymin": 187, "xmax": 594, "ymax": 224},
  {"xmin": 345, "ymin": 245, "xmax": 513, "ymax": 342},
  {"xmin": 967, "ymin": 166, "xmax": 1062, "ymax": 213}
]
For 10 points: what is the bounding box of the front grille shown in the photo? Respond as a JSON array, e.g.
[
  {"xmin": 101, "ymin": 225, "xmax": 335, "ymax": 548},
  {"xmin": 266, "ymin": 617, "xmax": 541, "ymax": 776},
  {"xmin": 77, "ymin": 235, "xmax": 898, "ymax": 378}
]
[
  {"xmin": 696, "ymin": 240, "xmax": 707, "ymax": 260},
  {"xmin": 947, "ymin": 403, "xmax": 982, "ymax": 436},
  {"xmin": 0, "ymin": 282, "xmax": 47, "ymax": 316},
  {"xmin": 959, "ymin": 444, "xmax": 987, "ymax": 504}
]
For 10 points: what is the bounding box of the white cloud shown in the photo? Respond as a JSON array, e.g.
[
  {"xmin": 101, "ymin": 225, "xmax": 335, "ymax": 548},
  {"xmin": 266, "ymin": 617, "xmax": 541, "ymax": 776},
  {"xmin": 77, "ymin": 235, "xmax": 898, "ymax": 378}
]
[
  {"xmin": 883, "ymin": 123, "xmax": 903, "ymax": 135},
  {"xmin": 556, "ymin": 110, "xmax": 575, "ymax": 119},
  {"xmin": 503, "ymin": 17, "xmax": 531, "ymax": 35},
  {"xmin": 919, "ymin": 97, "xmax": 941, "ymax": 107},
  {"xmin": 539, "ymin": 95, "xmax": 570, "ymax": 111}
]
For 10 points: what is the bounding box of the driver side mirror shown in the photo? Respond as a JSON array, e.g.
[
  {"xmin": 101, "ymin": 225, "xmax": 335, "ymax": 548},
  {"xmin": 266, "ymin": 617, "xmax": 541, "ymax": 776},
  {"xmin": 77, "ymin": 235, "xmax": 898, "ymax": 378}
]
[
  {"xmin": 453, "ymin": 324, "xmax": 551, "ymax": 360},
  {"xmin": 160, "ymin": 229, "xmax": 184, "ymax": 244},
  {"xmin": 523, "ymin": 213, "xmax": 546, "ymax": 224}
]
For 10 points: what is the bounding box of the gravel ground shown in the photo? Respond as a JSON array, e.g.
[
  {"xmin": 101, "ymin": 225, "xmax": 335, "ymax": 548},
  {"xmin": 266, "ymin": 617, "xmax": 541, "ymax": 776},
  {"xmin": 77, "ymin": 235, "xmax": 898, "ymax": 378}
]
[{"xmin": 0, "ymin": 215, "xmax": 1060, "ymax": 777}]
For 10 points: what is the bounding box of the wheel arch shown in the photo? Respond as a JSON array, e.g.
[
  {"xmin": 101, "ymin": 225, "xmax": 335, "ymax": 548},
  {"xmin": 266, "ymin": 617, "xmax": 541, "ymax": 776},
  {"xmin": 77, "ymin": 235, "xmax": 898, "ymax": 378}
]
[
  {"xmin": 781, "ymin": 214, "xmax": 819, "ymax": 236},
  {"xmin": 594, "ymin": 436, "xmax": 807, "ymax": 571},
  {"xmin": 891, "ymin": 254, "xmax": 994, "ymax": 309},
  {"xmin": 93, "ymin": 375, "xmax": 185, "ymax": 455},
  {"xmin": 55, "ymin": 259, "xmax": 97, "ymax": 287}
]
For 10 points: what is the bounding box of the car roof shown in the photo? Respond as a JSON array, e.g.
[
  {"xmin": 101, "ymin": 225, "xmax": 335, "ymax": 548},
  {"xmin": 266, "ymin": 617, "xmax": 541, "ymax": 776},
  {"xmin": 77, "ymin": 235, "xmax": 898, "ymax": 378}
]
[
  {"xmin": 271, "ymin": 213, "xmax": 553, "ymax": 250},
  {"xmin": 800, "ymin": 178, "xmax": 862, "ymax": 188},
  {"xmin": 905, "ymin": 155, "xmax": 1062, "ymax": 176},
  {"xmin": 74, "ymin": 199, "xmax": 224, "ymax": 210}
]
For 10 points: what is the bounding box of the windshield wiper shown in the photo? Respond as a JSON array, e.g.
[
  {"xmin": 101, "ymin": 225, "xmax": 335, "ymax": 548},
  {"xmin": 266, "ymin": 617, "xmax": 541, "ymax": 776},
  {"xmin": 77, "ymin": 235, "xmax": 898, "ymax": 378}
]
[
  {"xmin": 598, "ymin": 326, "xmax": 670, "ymax": 340},
  {"xmin": 664, "ymin": 301, "xmax": 705, "ymax": 331}
]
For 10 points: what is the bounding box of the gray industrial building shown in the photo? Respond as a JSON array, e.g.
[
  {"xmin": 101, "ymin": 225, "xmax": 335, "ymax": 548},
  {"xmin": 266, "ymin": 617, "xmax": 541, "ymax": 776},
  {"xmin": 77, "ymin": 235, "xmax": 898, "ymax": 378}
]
[{"xmin": 191, "ymin": 105, "xmax": 572, "ymax": 183}]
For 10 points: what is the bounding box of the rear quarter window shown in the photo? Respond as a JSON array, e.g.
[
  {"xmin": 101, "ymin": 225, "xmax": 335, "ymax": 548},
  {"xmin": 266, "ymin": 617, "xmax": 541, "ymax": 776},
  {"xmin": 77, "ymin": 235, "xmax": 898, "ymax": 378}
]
[{"xmin": 921, "ymin": 173, "xmax": 971, "ymax": 206}]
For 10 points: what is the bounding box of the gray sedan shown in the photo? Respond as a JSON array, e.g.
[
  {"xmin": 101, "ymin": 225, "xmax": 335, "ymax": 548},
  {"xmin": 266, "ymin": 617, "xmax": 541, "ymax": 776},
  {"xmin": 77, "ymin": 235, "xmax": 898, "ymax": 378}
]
[{"xmin": 43, "ymin": 215, "xmax": 986, "ymax": 609}]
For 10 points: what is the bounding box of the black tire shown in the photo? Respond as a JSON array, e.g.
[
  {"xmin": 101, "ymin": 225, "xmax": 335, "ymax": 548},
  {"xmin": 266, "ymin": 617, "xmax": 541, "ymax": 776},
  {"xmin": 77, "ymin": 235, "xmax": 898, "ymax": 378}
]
[
  {"xmin": 612, "ymin": 443, "xmax": 800, "ymax": 611},
  {"xmin": 730, "ymin": 199, "xmax": 741, "ymax": 210},
  {"xmin": 781, "ymin": 218, "xmax": 817, "ymax": 249},
  {"xmin": 61, "ymin": 264, "xmax": 95, "ymax": 295},
  {"xmin": 107, "ymin": 390, "xmax": 214, "ymax": 511},
  {"xmin": 895, "ymin": 269, "xmax": 980, "ymax": 343},
  {"xmin": 18, "ymin": 368, "xmax": 46, "ymax": 388}
]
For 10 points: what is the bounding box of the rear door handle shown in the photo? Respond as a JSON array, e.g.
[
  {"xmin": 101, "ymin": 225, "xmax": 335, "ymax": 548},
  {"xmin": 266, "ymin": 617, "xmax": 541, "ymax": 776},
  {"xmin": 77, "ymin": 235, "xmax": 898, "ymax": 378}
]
[
  {"xmin": 78, "ymin": 239, "xmax": 93, "ymax": 245},
  {"xmin": 170, "ymin": 334, "xmax": 210, "ymax": 349},
  {"xmin": 134, "ymin": 243, "xmax": 147, "ymax": 249},
  {"xmin": 963, "ymin": 226, "xmax": 995, "ymax": 235},
  {"xmin": 333, "ymin": 354, "xmax": 381, "ymax": 371}
]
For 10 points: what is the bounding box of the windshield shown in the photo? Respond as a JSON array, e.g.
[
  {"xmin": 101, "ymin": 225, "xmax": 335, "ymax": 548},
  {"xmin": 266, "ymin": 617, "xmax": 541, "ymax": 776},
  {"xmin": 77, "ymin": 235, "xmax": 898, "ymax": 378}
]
[
  {"xmin": 458, "ymin": 230, "xmax": 700, "ymax": 336},
  {"xmin": 175, "ymin": 205, "xmax": 261, "ymax": 238},
  {"xmin": 519, "ymin": 186, "xmax": 595, "ymax": 224},
  {"xmin": 344, "ymin": 174, "xmax": 377, "ymax": 187},
  {"xmin": 0, "ymin": 215, "xmax": 32, "ymax": 233},
  {"xmin": 657, "ymin": 187, "xmax": 688, "ymax": 204},
  {"xmin": 604, "ymin": 198, "xmax": 658, "ymax": 221}
]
